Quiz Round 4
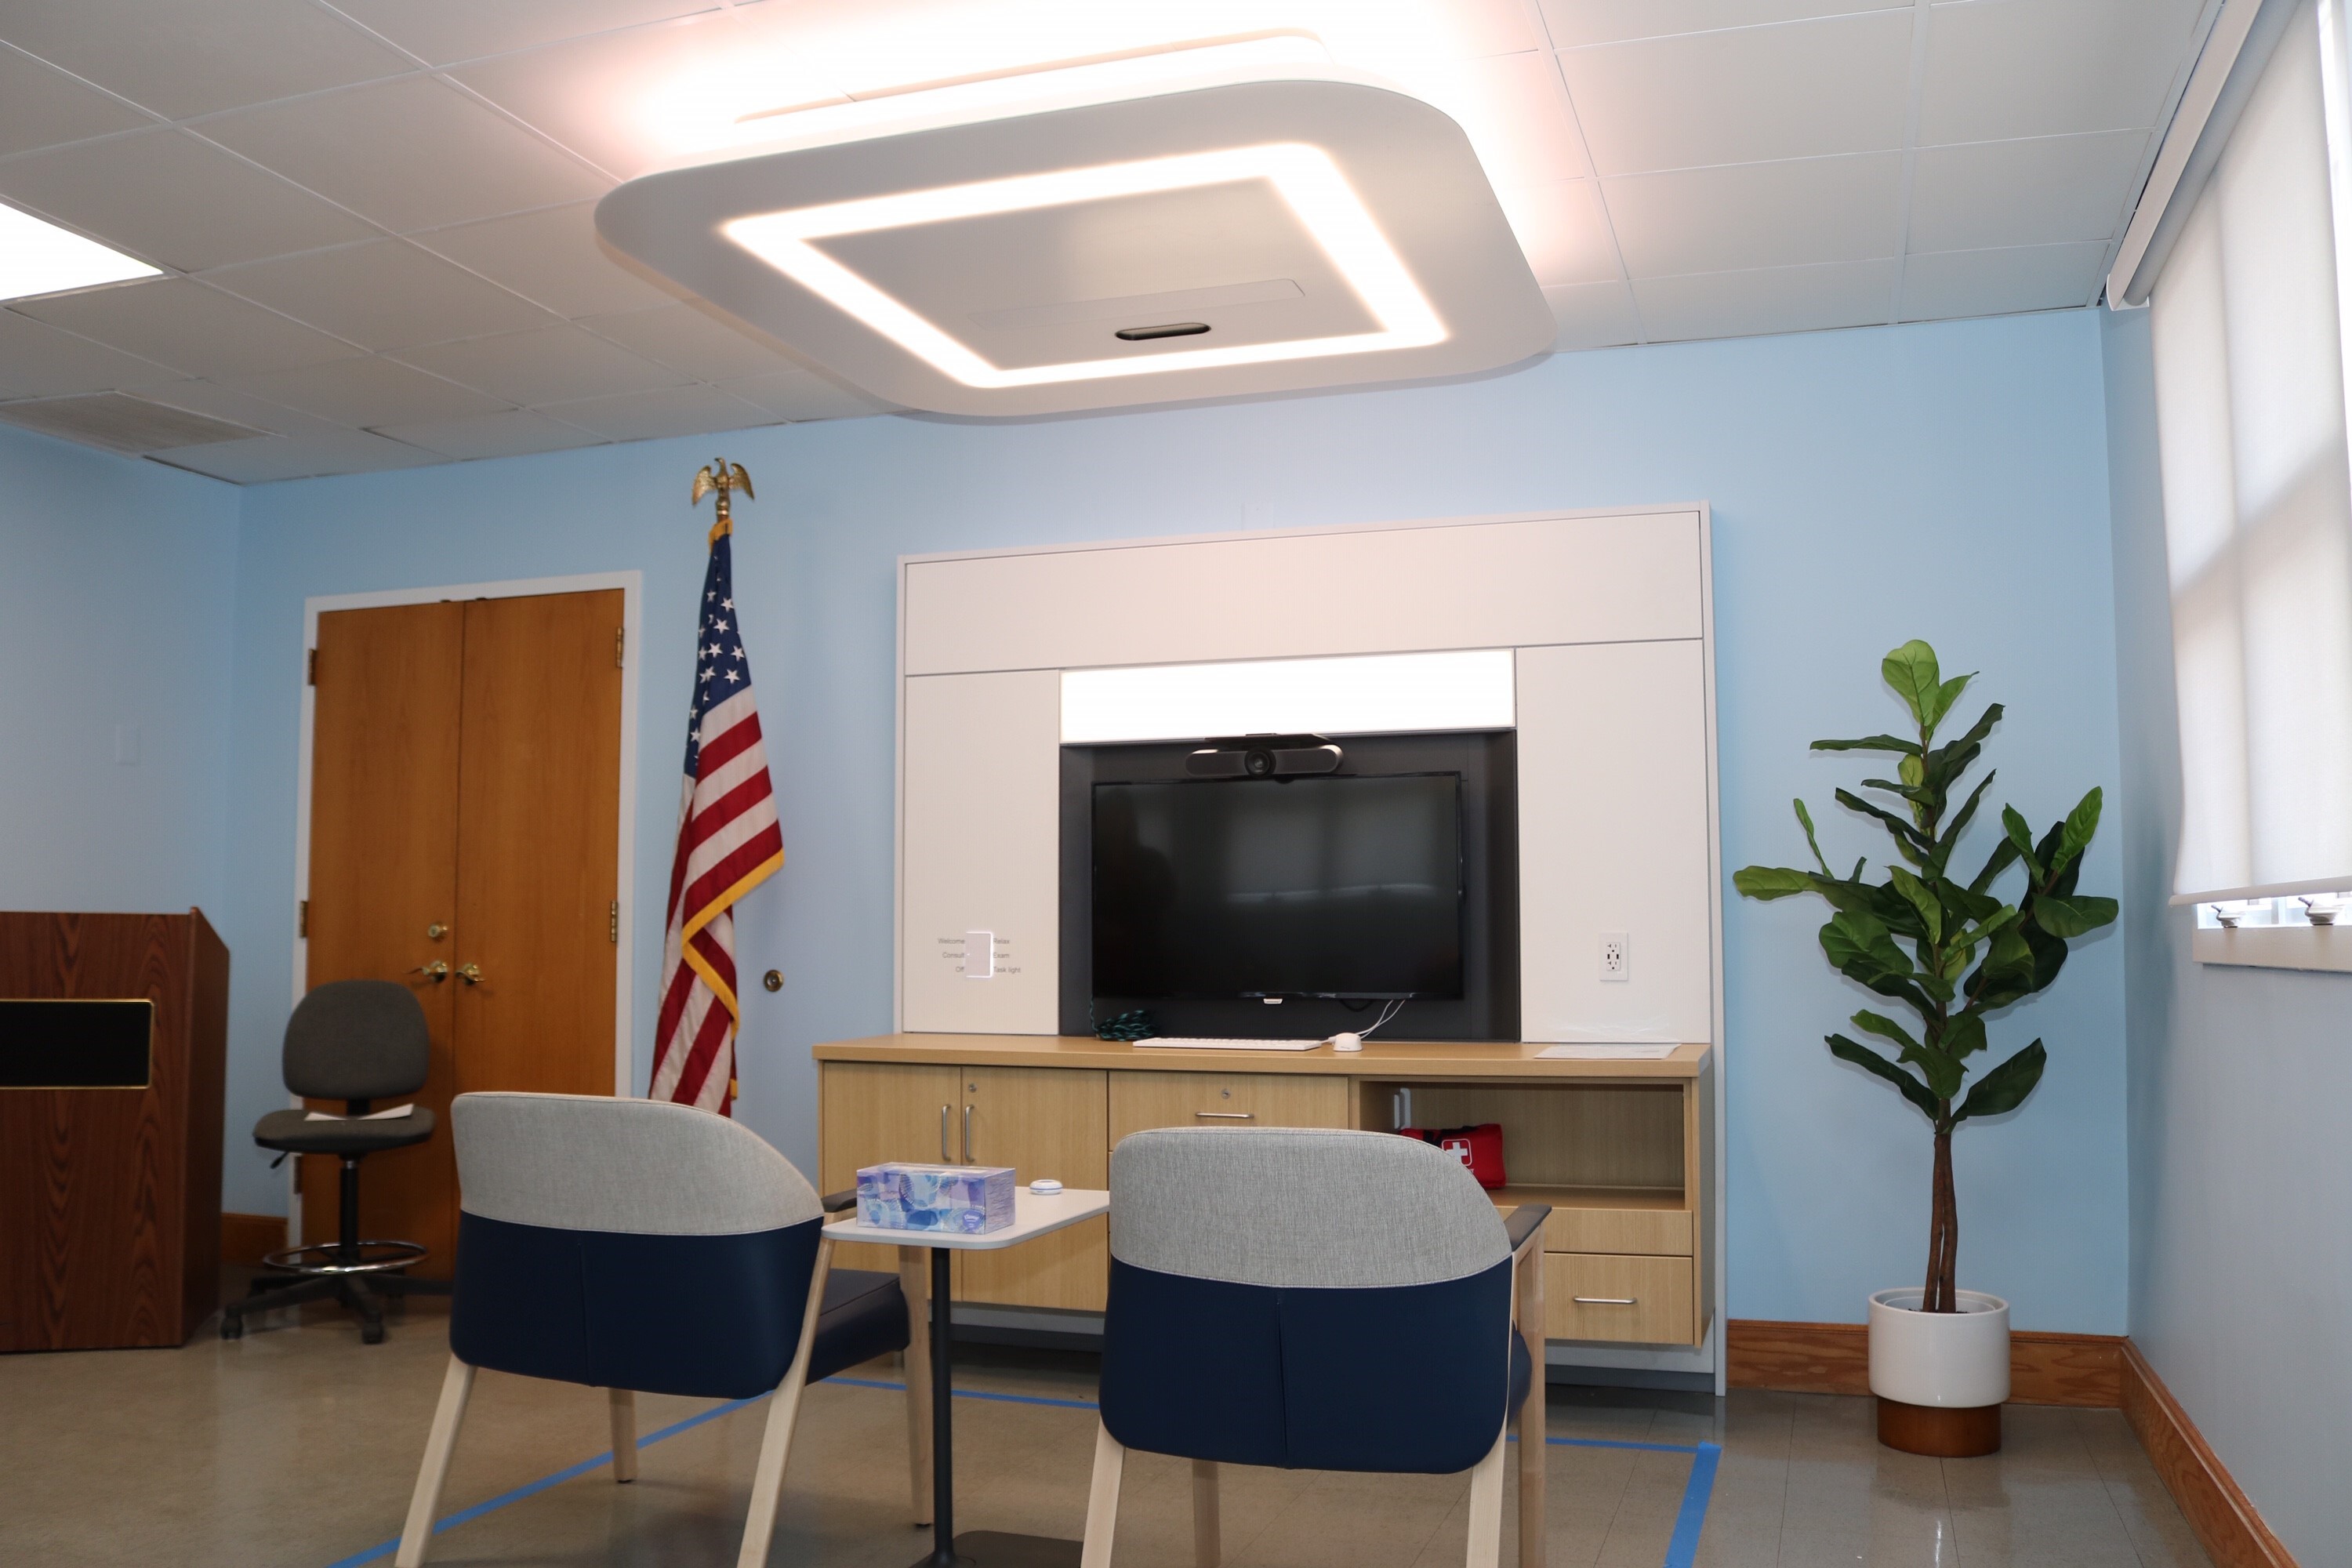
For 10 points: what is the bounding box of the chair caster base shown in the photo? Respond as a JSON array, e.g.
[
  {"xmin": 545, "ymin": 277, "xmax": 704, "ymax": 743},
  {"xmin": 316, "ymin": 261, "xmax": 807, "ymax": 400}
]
[{"xmin": 909, "ymin": 1530, "xmax": 1083, "ymax": 1568}]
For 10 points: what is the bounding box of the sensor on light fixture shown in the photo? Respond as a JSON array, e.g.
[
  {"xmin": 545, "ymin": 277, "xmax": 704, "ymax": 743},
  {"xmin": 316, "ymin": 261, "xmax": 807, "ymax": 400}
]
[{"xmin": 0, "ymin": 203, "xmax": 159, "ymax": 303}]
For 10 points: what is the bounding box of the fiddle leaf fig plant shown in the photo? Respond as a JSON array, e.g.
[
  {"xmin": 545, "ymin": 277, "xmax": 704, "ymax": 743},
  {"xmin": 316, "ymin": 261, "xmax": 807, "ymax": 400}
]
[{"xmin": 1733, "ymin": 641, "xmax": 2116, "ymax": 1313}]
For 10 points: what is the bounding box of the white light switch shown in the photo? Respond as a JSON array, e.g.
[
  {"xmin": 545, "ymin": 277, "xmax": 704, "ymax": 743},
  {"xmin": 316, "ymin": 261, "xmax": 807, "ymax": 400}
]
[{"xmin": 964, "ymin": 930, "xmax": 994, "ymax": 980}]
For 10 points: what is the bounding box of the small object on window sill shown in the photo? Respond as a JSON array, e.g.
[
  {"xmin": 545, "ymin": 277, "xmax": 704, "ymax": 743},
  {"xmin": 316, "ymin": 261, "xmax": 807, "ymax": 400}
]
[
  {"xmin": 2210, "ymin": 904, "xmax": 2240, "ymax": 929},
  {"xmin": 2300, "ymin": 898, "xmax": 2338, "ymax": 926}
]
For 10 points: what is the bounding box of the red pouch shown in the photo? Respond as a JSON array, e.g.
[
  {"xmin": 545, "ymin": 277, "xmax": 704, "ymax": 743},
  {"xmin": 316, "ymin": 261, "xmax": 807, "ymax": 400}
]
[{"xmin": 1398, "ymin": 1122, "xmax": 1507, "ymax": 1189}]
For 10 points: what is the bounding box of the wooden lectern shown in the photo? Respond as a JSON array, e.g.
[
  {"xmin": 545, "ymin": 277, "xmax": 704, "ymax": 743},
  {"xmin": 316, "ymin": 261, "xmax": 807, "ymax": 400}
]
[{"xmin": 0, "ymin": 909, "xmax": 229, "ymax": 1350}]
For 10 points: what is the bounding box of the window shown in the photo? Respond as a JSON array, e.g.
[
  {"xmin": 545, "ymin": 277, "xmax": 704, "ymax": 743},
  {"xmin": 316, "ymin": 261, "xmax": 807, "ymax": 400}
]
[{"xmin": 2152, "ymin": 0, "xmax": 2352, "ymax": 927}]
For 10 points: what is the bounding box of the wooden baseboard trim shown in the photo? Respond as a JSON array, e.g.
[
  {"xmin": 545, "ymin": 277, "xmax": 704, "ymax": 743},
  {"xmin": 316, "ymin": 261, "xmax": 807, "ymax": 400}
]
[
  {"xmin": 1726, "ymin": 1319, "xmax": 2123, "ymax": 1407},
  {"xmin": 2120, "ymin": 1341, "xmax": 2299, "ymax": 1568},
  {"xmin": 220, "ymin": 1211, "xmax": 285, "ymax": 1269}
]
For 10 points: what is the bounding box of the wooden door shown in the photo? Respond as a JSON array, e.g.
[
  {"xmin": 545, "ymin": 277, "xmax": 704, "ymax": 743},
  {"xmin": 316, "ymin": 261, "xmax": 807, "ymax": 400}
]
[
  {"xmin": 303, "ymin": 603, "xmax": 464, "ymax": 1275},
  {"xmin": 956, "ymin": 1067, "xmax": 1108, "ymax": 1311},
  {"xmin": 303, "ymin": 591, "xmax": 623, "ymax": 1277},
  {"xmin": 820, "ymin": 1061, "xmax": 961, "ymax": 1276},
  {"xmin": 449, "ymin": 592, "xmax": 623, "ymax": 1099}
]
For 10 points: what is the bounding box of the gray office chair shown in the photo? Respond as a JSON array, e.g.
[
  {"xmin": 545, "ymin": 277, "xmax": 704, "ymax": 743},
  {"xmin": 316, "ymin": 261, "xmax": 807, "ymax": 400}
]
[{"xmin": 220, "ymin": 979, "xmax": 452, "ymax": 1344}]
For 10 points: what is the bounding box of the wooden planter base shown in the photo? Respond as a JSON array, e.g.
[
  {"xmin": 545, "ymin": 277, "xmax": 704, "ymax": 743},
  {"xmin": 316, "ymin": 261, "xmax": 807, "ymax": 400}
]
[{"xmin": 1877, "ymin": 1396, "xmax": 2002, "ymax": 1457}]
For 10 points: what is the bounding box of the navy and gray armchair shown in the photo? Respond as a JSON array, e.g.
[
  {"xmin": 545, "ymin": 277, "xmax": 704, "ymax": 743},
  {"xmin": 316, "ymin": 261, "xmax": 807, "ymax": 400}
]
[
  {"xmin": 1083, "ymin": 1127, "xmax": 1551, "ymax": 1568},
  {"xmin": 394, "ymin": 1092, "xmax": 931, "ymax": 1568}
]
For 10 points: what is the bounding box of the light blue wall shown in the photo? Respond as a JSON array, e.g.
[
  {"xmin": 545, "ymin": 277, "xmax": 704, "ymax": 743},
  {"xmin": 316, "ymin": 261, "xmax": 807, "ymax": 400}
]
[
  {"xmin": 0, "ymin": 423, "xmax": 238, "ymax": 918},
  {"xmin": 217, "ymin": 310, "xmax": 2132, "ymax": 1334},
  {"xmin": 2103, "ymin": 307, "xmax": 2352, "ymax": 1559}
]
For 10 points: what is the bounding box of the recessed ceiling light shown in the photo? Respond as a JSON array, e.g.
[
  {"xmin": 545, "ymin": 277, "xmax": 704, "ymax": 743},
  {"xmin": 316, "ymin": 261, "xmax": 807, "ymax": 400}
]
[
  {"xmin": 597, "ymin": 55, "xmax": 1550, "ymax": 417},
  {"xmin": 0, "ymin": 203, "xmax": 159, "ymax": 303}
]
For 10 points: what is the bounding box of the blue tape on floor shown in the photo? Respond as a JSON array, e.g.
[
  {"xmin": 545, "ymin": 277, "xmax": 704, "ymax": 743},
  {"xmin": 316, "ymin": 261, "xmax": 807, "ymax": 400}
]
[
  {"xmin": 327, "ymin": 1375, "xmax": 1720, "ymax": 1568},
  {"xmin": 1662, "ymin": 1440, "xmax": 1722, "ymax": 1568}
]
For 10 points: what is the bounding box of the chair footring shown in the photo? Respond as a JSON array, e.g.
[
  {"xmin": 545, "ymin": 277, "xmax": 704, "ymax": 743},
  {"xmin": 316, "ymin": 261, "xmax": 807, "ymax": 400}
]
[{"xmin": 261, "ymin": 1239, "xmax": 430, "ymax": 1277}]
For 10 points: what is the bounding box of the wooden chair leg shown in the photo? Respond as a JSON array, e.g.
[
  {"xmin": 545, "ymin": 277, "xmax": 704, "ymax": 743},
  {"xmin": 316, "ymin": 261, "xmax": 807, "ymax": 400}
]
[
  {"xmin": 1079, "ymin": 1421, "xmax": 1127, "ymax": 1568},
  {"xmin": 1515, "ymin": 1253, "xmax": 1546, "ymax": 1568},
  {"xmin": 609, "ymin": 1388, "xmax": 638, "ymax": 1483},
  {"xmin": 394, "ymin": 1356, "xmax": 477, "ymax": 1568},
  {"xmin": 1191, "ymin": 1459, "xmax": 1220, "ymax": 1568},
  {"xmin": 736, "ymin": 1240, "xmax": 833, "ymax": 1568},
  {"xmin": 899, "ymin": 1244, "xmax": 934, "ymax": 1525},
  {"xmin": 1465, "ymin": 1432, "xmax": 1508, "ymax": 1568}
]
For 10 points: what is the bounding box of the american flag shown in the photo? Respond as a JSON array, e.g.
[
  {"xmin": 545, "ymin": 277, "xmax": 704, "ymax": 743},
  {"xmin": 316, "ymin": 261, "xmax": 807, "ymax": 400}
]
[{"xmin": 648, "ymin": 521, "xmax": 783, "ymax": 1115}]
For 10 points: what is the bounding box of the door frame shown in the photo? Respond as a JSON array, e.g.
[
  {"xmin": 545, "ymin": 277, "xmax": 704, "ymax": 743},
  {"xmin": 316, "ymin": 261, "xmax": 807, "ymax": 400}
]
[{"xmin": 289, "ymin": 572, "xmax": 644, "ymax": 1232}]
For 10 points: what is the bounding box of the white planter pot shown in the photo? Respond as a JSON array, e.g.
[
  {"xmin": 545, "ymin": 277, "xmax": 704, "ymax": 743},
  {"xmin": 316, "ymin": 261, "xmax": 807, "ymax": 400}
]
[{"xmin": 1867, "ymin": 1288, "xmax": 2010, "ymax": 1408}]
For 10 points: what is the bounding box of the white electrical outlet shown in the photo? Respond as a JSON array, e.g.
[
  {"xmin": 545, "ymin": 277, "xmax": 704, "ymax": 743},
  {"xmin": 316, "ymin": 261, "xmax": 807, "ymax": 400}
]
[{"xmin": 1600, "ymin": 931, "xmax": 1629, "ymax": 981}]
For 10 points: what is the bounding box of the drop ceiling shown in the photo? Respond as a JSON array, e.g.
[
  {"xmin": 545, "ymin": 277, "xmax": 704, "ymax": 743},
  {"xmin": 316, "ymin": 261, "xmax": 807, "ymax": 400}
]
[{"xmin": 0, "ymin": 0, "xmax": 2212, "ymax": 482}]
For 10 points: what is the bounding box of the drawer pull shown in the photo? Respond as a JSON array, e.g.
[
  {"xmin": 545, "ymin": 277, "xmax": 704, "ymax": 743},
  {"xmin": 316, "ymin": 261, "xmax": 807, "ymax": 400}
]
[
  {"xmin": 1194, "ymin": 1111, "xmax": 1254, "ymax": 1120},
  {"xmin": 1572, "ymin": 1296, "xmax": 1638, "ymax": 1306}
]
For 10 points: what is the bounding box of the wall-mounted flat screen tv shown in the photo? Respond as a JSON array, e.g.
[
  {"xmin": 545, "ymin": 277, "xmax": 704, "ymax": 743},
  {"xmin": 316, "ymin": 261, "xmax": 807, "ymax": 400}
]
[{"xmin": 1092, "ymin": 773, "xmax": 1465, "ymax": 1000}]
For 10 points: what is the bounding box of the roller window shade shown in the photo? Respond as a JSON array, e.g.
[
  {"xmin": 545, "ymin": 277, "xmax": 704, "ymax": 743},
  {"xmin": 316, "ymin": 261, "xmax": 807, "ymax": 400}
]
[{"xmin": 2154, "ymin": 0, "xmax": 2352, "ymax": 902}]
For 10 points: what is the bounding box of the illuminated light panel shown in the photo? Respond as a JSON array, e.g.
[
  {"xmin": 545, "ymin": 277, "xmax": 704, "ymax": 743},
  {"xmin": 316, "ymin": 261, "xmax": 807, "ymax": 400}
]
[
  {"xmin": 0, "ymin": 203, "xmax": 158, "ymax": 303},
  {"xmin": 722, "ymin": 142, "xmax": 1443, "ymax": 390},
  {"xmin": 1061, "ymin": 649, "xmax": 1516, "ymax": 744}
]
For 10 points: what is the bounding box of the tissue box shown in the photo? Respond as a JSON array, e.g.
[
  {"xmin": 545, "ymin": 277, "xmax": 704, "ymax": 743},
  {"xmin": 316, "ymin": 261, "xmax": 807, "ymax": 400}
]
[{"xmin": 855, "ymin": 1163, "xmax": 1016, "ymax": 1235}]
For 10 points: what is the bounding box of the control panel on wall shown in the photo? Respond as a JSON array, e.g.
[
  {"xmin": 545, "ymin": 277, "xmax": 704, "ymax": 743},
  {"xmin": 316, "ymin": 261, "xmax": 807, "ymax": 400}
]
[{"xmin": 954, "ymin": 930, "xmax": 1017, "ymax": 980}]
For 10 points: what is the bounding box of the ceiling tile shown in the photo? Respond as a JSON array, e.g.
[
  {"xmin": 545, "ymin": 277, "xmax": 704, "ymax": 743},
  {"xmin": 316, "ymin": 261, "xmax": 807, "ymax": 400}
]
[
  {"xmin": 0, "ymin": 309, "xmax": 180, "ymax": 398},
  {"xmin": 12, "ymin": 278, "xmax": 361, "ymax": 379},
  {"xmin": 392, "ymin": 323, "xmax": 688, "ymax": 405},
  {"xmin": 1560, "ymin": 10, "xmax": 1914, "ymax": 176},
  {"xmin": 206, "ymin": 240, "xmax": 559, "ymax": 351},
  {"xmin": 0, "ymin": 0, "xmax": 412, "ymax": 120},
  {"xmin": 1319, "ymin": 0, "xmax": 1544, "ymax": 64},
  {"xmin": 1919, "ymin": 0, "xmax": 2207, "ymax": 145},
  {"xmin": 0, "ymin": 43, "xmax": 152, "ymax": 157},
  {"xmin": 578, "ymin": 303, "xmax": 808, "ymax": 382},
  {"xmin": 372, "ymin": 408, "xmax": 608, "ymax": 461},
  {"xmin": 152, "ymin": 428, "xmax": 447, "ymax": 484},
  {"xmin": 1908, "ymin": 130, "xmax": 2150, "ymax": 252},
  {"xmin": 1603, "ymin": 153, "xmax": 1901, "ymax": 276},
  {"xmin": 409, "ymin": 202, "xmax": 682, "ymax": 318},
  {"xmin": 1541, "ymin": 281, "xmax": 1642, "ymax": 350},
  {"xmin": 1899, "ymin": 241, "xmax": 2108, "ymax": 321},
  {"xmin": 1537, "ymin": 0, "xmax": 1907, "ymax": 48},
  {"xmin": 1495, "ymin": 181, "xmax": 1621, "ymax": 286},
  {"xmin": 1381, "ymin": 51, "xmax": 1592, "ymax": 187},
  {"xmin": 119, "ymin": 376, "xmax": 355, "ymax": 439},
  {"xmin": 0, "ymin": 129, "xmax": 376, "ymax": 272},
  {"xmin": 223, "ymin": 355, "xmax": 513, "ymax": 426},
  {"xmin": 322, "ymin": 0, "xmax": 720, "ymax": 67},
  {"xmin": 1632, "ymin": 257, "xmax": 1896, "ymax": 341},
  {"xmin": 448, "ymin": 9, "xmax": 827, "ymax": 181},
  {"xmin": 537, "ymin": 383, "xmax": 775, "ymax": 442},
  {"xmin": 714, "ymin": 368, "xmax": 894, "ymax": 421},
  {"xmin": 195, "ymin": 76, "xmax": 606, "ymax": 234}
]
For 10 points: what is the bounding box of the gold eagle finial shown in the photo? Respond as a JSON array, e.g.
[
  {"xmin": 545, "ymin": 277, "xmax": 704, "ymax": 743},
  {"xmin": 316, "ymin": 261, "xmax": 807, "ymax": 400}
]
[{"xmin": 691, "ymin": 459, "xmax": 753, "ymax": 541}]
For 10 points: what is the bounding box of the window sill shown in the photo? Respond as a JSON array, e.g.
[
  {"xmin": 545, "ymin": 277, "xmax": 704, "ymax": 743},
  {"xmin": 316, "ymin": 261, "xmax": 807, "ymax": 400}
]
[{"xmin": 2192, "ymin": 925, "xmax": 2352, "ymax": 972}]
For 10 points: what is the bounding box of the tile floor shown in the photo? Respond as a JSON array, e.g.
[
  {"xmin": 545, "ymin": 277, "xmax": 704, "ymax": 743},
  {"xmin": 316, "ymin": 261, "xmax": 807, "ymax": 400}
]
[{"xmin": 0, "ymin": 1292, "xmax": 2212, "ymax": 1568}]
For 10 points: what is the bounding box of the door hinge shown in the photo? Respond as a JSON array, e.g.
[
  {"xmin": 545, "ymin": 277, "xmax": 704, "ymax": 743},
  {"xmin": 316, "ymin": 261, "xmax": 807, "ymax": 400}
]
[
  {"xmin": 615, "ymin": 626, "xmax": 625, "ymax": 669},
  {"xmin": 298, "ymin": 899, "xmax": 309, "ymax": 938},
  {"xmin": 609, "ymin": 900, "xmax": 620, "ymax": 943},
  {"xmin": 306, "ymin": 648, "xmax": 318, "ymax": 685}
]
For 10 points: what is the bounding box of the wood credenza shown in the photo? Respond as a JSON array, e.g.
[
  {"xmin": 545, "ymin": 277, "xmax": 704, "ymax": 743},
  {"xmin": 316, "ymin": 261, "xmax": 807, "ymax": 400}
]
[
  {"xmin": 815, "ymin": 1034, "xmax": 1715, "ymax": 1348},
  {"xmin": 0, "ymin": 910, "xmax": 229, "ymax": 1351}
]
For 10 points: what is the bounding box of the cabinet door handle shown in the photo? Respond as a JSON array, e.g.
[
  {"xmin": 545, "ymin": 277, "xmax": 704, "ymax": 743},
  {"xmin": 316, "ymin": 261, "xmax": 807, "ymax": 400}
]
[
  {"xmin": 1572, "ymin": 1296, "xmax": 1638, "ymax": 1306},
  {"xmin": 962, "ymin": 1103, "xmax": 973, "ymax": 1163},
  {"xmin": 939, "ymin": 1105, "xmax": 951, "ymax": 1163},
  {"xmin": 1193, "ymin": 1111, "xmax": 1254, "ymax": 1120}
]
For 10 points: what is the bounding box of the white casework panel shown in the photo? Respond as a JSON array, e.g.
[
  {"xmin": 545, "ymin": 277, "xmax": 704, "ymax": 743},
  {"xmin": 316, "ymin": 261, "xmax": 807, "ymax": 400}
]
[
  {"xmin": 902, "ymin": 670, "xmax": 1061, "ymax": 1033},
  {"xmin": 1518, "ymin": 641, "xmax": 1714, "ymax": 1044},
  {"xmin": 905, "ymin": 510, "xmax": 1701, "ymax": 676}
]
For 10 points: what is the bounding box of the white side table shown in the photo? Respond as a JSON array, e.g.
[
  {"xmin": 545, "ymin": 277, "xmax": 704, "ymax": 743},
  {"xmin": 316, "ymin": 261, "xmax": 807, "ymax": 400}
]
[{"xmin": 825, "ymin": 1186, "xmax": 1112, "ymax": 1568}]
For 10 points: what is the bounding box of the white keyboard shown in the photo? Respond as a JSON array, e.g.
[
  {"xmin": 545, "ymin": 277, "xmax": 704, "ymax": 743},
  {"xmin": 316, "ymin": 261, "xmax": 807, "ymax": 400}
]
[{"xmin": 1131, "ymin": 1036, "xmax": 1328, "ymax": 1051}]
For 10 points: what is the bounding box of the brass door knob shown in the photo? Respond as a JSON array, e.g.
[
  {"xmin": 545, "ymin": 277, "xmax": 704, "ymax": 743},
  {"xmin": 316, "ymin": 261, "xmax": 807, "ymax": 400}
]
[
  {"xmin": 455, "ymin": 963, "xmax": 483, "ymax": 985},
  {"xmin": 426, "ymin": 922, "xmax": 448, "ymax": 941},
  {"xmin": 411, "ymin": 961, "xmax": 449, "ymax": 982}
]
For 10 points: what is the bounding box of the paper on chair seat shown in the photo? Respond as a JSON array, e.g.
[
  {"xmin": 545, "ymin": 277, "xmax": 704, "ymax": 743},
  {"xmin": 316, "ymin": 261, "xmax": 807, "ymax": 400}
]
[
  {"xmin": 303, "ymin": 1103, "xmax": 417, "ymax": 1121},
  {"xmin": 1534, "ymin": 1044, "xmax": 1676, "ymax": 1060}
]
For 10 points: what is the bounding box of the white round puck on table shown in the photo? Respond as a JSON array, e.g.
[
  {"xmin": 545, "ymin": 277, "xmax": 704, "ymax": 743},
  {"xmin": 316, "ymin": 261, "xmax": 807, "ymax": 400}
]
[{"xmin": 1029, "ymin": 1178, "xmax": 1063, "ymax": 1195}]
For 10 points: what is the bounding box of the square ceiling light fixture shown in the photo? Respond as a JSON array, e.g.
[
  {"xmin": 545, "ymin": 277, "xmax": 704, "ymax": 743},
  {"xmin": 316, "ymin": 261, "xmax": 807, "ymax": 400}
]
[
  {"xmin": 0, "ymin": 202, "xmax": 159, "ymax": 303},
  {"xmin": 596, "ymin": 45, "xmax": 1552, "ymax": 417}
]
